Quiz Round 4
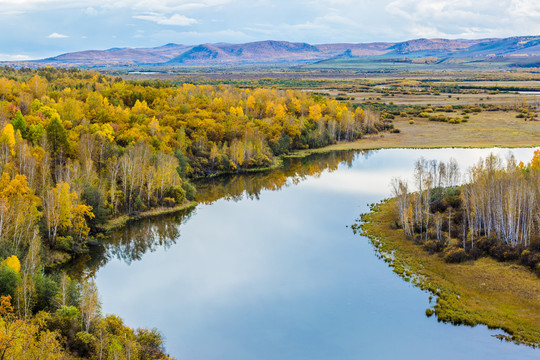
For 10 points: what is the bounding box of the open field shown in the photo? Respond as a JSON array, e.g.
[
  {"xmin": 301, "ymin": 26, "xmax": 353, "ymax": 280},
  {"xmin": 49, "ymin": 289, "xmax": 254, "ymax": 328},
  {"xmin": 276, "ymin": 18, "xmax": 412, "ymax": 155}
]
[
  {"xmin": 117, "ymin": 68, "xmax": 540, "ymax": 82},
  {"xmin": 328, "ymin": 90, "xmax": 540, "ymax": 107},
  {"xmin": 289, "ymin": 111, "xmax": 540, "ymax": 154},
  {"xmin": 360, "ymin": 200, "xmax": 540, "ymax": 346}
]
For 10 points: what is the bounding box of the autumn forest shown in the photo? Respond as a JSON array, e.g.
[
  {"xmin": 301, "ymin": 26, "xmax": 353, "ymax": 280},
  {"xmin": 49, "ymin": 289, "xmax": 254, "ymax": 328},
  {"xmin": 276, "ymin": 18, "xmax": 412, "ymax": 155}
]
[{"xmin": 0, "ymin": 66, "xmax": 389, "ymax": 359}]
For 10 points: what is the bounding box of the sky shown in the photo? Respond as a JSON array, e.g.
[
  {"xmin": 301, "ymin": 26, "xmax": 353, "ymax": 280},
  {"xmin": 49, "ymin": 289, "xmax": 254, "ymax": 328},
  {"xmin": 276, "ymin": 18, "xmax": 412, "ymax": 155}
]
[{"xmin": 1, "ymin": 0, "xmax": 540, "ymax": 60}]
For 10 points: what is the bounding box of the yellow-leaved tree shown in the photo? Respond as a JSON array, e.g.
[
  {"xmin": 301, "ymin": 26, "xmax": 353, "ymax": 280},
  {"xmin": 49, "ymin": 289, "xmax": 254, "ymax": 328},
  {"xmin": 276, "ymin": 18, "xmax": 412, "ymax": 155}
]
[
  {"xmin": 0, "ymin": 124, "xmax": 16, "ymax": 156},
  {"xmin": 0, "ymin": 295, "xmax": 64, "ymax": 359},
  {"xmin": 1, "ymin": 256, "xmax": 20, "ymax": 273},
  {"xmin": 531, "ymin": 149, "xmax": 540, "ymax": 170},
  {"xmin": 0, "ymin": 172, "xmax": 41, "ymax": 252},
  {"xmin": 43, "ymin": 182, "xmax": 94, "ymax": 249}
]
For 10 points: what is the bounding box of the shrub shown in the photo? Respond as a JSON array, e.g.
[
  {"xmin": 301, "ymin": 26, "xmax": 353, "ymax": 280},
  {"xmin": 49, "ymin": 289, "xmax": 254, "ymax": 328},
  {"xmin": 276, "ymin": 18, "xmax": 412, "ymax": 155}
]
[
  {"xmin": 33, "ymin": 273, "xmax": 59, "ymax": 313},
  {"xmin": 169, "ymin": 185, "xmax": 186, "ymax": 204},
  {"xmin": 489, "ymin": 243, "xmax": 520, "ymax": 261},
  {"xmin": 73, "ymin": 331, "xmax": 97, "ymax": 358},
  {"xmin": 163, "ymin": 197, "xmax": 176, "ymax": 207},
  {"xmin": 519, "ymin": 249, "xmax": 540, "ymax": 270},
  {"xmin": 182, "ymin": 181, "xmax": 197, "ymax": 201},
  {"xmin": 423, "ymin": 239, "xmax": 445, "ymax": 254},
  {"xmin": 57, "ymin": 305, "xmax": 80, "ymax": 319},
  {"xmin": 443, "ymin": 247, "xmax": 469, "ymax": 263},
  {"xmin": 469, "ymin": 247, "xmax": 483, "ymax": 260},
  {"xmin": 1, "ymin": 255, "xmax": 20, "ymax": 273},
  {"xmin": 56, "ymin": 236, "xmax": 74, "ymax": 252},
  {"xmin": 0, "ymin": 266, "xmax": 20, "ymax": 298}
]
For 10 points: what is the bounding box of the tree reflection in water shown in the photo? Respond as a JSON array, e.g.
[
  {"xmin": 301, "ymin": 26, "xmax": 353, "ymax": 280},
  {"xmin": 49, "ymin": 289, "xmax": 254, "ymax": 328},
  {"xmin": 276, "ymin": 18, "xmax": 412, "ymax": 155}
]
[
  {"xmin": 69, "ymin": 149, "xmax": 374, "ymax": 277},
  {"xmin": 195, "ymin": 149, "xmax": 374, "ymax": 204}
]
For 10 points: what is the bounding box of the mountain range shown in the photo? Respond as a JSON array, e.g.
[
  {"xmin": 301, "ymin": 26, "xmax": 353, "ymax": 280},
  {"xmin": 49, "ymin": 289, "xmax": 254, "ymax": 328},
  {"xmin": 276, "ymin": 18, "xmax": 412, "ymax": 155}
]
[{"xmin": 28, "ymin": 35, "xmax": 540, "ymax": 67}]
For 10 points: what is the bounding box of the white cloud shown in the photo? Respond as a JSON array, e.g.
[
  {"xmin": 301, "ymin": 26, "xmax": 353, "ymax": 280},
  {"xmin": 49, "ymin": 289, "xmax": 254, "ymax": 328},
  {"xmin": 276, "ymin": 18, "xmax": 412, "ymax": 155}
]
[
  {"xmin": 133, "ymin": 12, "xmax": 198, "ymax": 26},
  {"xmin": 384, "ymin": 0, "xmax": 540, "ymax": 38},
  {"xmin": 0, "ymin": 53, "xmax": 32, "ymax": 61},
  {"xmin": 0, "ymin": 10, "xmax": 24, "ymax": 15},
  {"xmin": 84, "ymin": 6, "xmax": 98, "ymax": 15},
  {"xmin": 47, "ymin": 32, "xmax": 69, "ymax": 38},
  {"xmin": 2, "ymin": 0, "xmax": 540, "ymax": 58}
]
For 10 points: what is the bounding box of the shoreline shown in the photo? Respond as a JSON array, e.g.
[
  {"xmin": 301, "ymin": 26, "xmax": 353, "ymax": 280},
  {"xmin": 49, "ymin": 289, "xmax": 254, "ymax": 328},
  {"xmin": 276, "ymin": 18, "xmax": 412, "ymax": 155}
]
[
  {"xmin": 97, "ymin": 201, "xmax": 198, "ymax": 233},
  {"xmin": 92, "ymin": 138, "xmax": 539, "ymax": 237},
  {"xmin": 358, "ymin": 199, "xmax": 540, "ymax": 348}
]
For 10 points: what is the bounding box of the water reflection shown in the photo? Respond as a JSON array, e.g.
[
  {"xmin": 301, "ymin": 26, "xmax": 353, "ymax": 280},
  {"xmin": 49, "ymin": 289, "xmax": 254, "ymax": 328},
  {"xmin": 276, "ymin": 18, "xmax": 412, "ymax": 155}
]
[
  {"xmin": 195, "ymin": 150, "xmax": 373, "ymax": 204},
  {"xmin": 93, "ymin": 147, "xmax": 539, "ymax": 360},
  {"xmin": 106, "ymin": 211, "xmax": 190, "ymax": 264},
  {"xmin": 69, "ymin": 209, "xmax": 194, "ymax": 277},
  {"xmin": 73, "ymin": 150, "xmax": 374, "ymax": 275}
]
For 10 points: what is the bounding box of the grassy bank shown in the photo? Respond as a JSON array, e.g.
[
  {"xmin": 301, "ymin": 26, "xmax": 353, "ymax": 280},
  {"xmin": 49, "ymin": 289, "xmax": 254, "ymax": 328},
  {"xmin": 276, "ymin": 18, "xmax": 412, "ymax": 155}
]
[
  {"xmin": 98, "ymin": 201, "xmax": 198, "ymax": 232},
  {"xmin": 296, "ymin": 113, "xmax": 540, "ymax": 155},
  {"xmin": 358, "ymin": 199, "xmax": 540, "ymax": 347}
]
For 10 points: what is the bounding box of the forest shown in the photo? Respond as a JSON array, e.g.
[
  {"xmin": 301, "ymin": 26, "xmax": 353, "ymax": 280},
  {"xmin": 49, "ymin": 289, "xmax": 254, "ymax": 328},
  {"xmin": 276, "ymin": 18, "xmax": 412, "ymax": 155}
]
[
  {"xmin": 0, "ymin": 66, "xmax": 388, "ymax": 358},
  {"xmin": 391, "ymin": 151, "xmax": 540, "ymax": 272}
]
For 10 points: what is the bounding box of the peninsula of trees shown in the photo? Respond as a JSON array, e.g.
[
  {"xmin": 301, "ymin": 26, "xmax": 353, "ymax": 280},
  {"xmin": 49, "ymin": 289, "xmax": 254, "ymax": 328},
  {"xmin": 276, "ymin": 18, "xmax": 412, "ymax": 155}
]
[
  {"xmin": 391, "ymin": 151, "xmax": 540, "ymax": 272},
  {"xmin": 358, "ymin": 151, "xmax": 540, "ymax": 346}
]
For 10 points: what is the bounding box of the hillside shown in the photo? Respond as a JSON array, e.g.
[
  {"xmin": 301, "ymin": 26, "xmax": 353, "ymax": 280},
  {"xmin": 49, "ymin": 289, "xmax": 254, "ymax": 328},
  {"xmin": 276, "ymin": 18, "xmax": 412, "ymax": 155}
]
[{"xmin": 8, "ymin": 35, "xmax": 540, "ymax": 68}]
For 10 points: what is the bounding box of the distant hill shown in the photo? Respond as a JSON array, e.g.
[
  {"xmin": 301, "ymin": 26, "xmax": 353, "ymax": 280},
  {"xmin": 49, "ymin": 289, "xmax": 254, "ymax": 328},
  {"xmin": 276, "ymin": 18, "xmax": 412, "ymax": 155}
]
[{"xmin": 13, "ymin": 35, "xmax": 540, "ymax": 68}]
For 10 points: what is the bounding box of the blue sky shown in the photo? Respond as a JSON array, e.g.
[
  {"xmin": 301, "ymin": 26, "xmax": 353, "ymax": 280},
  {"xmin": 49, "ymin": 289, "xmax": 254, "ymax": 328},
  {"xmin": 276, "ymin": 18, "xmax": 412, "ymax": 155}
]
[{"xmin": 1, "ymin": 0, "xmax": 540, "ymax": 60}]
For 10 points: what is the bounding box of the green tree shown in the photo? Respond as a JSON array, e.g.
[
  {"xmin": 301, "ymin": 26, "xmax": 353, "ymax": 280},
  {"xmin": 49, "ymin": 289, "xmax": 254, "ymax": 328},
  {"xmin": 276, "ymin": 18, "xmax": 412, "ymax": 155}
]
[
  {"xmin": 46, "ymin": 116, "xmax": 68, "ymax": 158},
  {"xmin": 10, "ymin": 111, "xmax": 27, "ymax": 139}
]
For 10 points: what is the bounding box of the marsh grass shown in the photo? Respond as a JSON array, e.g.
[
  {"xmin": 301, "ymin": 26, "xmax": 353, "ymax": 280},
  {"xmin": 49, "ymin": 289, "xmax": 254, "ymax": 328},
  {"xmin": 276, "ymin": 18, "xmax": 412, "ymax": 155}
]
[{"xmin": 291, "ymin": 110, "xmax": 540, "ymax": 153}]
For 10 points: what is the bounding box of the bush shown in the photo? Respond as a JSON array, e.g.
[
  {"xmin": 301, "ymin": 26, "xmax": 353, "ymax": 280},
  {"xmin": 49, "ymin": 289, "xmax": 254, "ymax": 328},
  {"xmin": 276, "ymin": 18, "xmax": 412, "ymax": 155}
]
[
  {"xmin": 163, "ymin": 197, "xmax": 175, "ymax": 207},
  {"xmin": 475, "ymin": 236, "xmax": 496, "ymax": 254},
  {"xmin": 520, "ymin": 249, "xmax": 540, "ymax": 270},
  {"xmin": 169, "ymin": 185, "xmax": 186, "ymax": 204},
  {"xmin": 489, "ymin": 243, "xmax": 520, "ymax": 261},
  {"xmin": 469, "ymin": 246, "xmax": 483, "ymax": 260},
  {"xmin": 0, "ymin": 266, "xmax": 20, "ymax": 298},
  {"xmin": 57, "ymin": 305, "xmax": 80, "ymax": 320},
  {"xmin": 443, "ymin": 247, "xmax": 469, "ymax": 263},
  {"xmin": 56, "ymin": 236, "xmax": 74, "ymax": 252},
  {"xmin": 182, "ymin": 181, "xmax": 197, "ymax": 201},
  {"xmin": 73, "ymin": 331, "xmax": 97, "ymax": 358},
  {"xmin": 423, "ymin": 239, "xmax": 445, "ymax": 254},
  {"xmin": 33, "ymin": 273, "xmax": 59, "ymax": 313}
]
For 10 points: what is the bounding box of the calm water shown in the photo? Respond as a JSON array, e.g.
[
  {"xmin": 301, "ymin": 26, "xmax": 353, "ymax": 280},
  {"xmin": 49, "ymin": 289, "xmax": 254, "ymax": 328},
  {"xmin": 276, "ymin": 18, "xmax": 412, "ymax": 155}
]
[{"xmin": 92, "ymin": 148, "xmax": 540, "ymax": 359}]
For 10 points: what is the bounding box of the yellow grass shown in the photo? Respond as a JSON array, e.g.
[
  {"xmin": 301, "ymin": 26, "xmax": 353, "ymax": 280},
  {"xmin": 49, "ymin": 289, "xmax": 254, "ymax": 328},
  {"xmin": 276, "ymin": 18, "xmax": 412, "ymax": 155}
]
[{"xmin": 288, "ymin": 111, "xmax": 540, "ymax": 156}]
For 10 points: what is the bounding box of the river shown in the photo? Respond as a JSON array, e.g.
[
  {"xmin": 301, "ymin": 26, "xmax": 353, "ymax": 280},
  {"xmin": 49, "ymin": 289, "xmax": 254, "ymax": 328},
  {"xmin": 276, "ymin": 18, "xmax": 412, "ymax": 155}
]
[{"xmin": 88, "ymin": 148, "xmax": 539, "ymax": 359}]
